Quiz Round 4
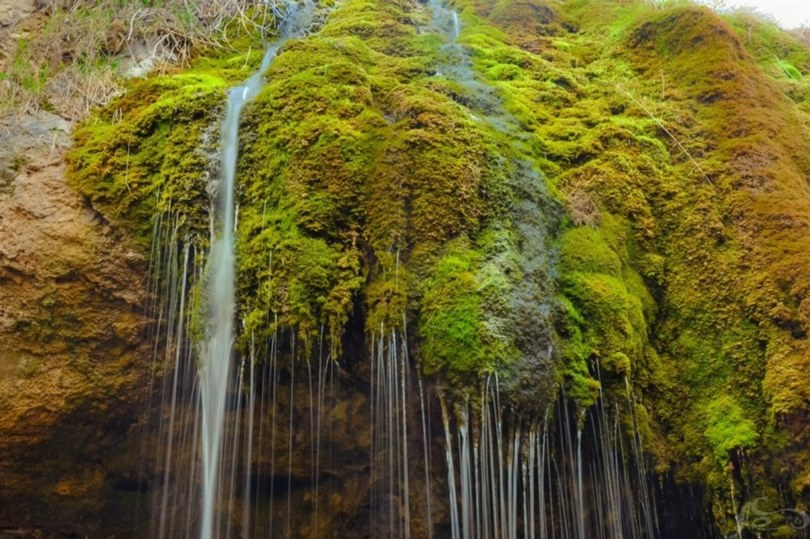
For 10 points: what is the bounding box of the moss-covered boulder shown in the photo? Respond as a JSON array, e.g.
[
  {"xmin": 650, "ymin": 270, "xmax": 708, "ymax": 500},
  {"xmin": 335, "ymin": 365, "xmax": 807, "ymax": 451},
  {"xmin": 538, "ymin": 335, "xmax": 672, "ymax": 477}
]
[{"xmin": 57, "ymin": 0, "xmax": 810, "ymax": 534}]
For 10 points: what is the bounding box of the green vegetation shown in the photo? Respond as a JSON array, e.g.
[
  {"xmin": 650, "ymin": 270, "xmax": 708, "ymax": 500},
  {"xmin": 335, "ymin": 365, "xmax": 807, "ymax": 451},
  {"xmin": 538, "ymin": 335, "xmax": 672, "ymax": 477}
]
[
  {"xmin": 69, "ymin": 73, "xmax": 228, "ymax": 244},
  {"xmin": 0, "ymin": 0, "xmax": 291, "ymax": 119},
  {"xmin": 704, "ymin": 395, "xmax": 759, "ymax": 461},
  {"xmin": 420, "ymin": 247, "xmax": 488, "ymax": 380},
  {"xmin": 557, "ymin": 220, "xmax": 652, "ymax": 400},
  {"xmin": 65, "ymin": 0, "xmax": 810, "ymax": 531},
  {"xmin": 451, "ymin": 0, "xmax": 810, "ymax": 526}
]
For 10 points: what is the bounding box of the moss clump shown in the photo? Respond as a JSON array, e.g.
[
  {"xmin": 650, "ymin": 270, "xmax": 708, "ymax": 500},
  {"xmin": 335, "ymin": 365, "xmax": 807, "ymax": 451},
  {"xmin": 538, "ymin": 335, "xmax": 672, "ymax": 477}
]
[
  {"xmin": 417, "ymin": 224, "xmax": 540, "ymax": 392},
  {"xmin": 556, "ymin": 218, "xmax": 652, "ymax": 409},
  {"xmin": 703, "ymin": 395, "xmax": 759, "ymax": 462},
  {"xmin": 68, "ymin": 73, "xmax": 228, "ymax": 246},
  {"xmin": 420, "ymin": 246, "xmax": 487, "ymax": 381}
]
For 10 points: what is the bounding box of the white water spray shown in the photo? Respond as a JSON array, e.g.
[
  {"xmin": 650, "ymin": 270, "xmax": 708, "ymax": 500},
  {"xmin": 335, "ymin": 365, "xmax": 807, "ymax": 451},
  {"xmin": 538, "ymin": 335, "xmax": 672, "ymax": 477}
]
[
  {"xmin": 198, "ymin": 45, "xmax": 278, "ymax": 539},
  {"xmin": 451, "ymin": 11, "xmax": 461, "ymax": 41},
  {"xmin": 196, "ymin": 2, "xmax": 317, "ymax": 534}
]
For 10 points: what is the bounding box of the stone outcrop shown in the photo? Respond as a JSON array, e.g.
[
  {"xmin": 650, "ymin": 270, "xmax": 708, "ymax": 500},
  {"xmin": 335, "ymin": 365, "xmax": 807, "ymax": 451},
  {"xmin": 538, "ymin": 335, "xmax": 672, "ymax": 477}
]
[{"xmin": 0, "ymin": 110, "xmax": 152, "ymax": 535}]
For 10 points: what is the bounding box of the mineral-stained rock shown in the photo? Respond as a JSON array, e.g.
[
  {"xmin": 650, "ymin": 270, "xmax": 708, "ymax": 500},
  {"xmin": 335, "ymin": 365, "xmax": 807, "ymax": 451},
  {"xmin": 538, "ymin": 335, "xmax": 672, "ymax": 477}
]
[{"xmin": 0, "ymin": 111, "xmax": 152, "ymax": 535}]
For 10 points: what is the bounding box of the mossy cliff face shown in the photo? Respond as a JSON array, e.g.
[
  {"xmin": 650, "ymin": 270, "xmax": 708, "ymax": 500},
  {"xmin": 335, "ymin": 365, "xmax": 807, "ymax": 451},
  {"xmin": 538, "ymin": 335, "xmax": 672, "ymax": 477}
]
[
  {"xmin": 69, "ymin": 0, "xmax": 561, "ymax": 407},
  {"xmin": 622, "ymin": 5, "xmax": 810, "ymax": 528},
  {"xmin": 449, "ymin": 0, "xmax": 810, "ymax": 532},
  {"xmin": 453, "ymin": 0, "xmax": 810, "ymax": 531},
  {"xmin": 60, "ymin": 0, "xmax": 810, "ymax": 535}
]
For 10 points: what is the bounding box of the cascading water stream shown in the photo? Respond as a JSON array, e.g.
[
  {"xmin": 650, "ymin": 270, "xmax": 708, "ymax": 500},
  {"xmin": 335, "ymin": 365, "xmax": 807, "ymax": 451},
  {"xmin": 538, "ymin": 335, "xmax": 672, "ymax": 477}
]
[
  {"xmin": 140, "ymin": 1, "xmax": 661, "ymax": 537},
  {"xmin": 198, "ymin": 3, "xmax": 314, "ymax": 537},
  {"xmin": 198, "ymin": 45, "xmax": 278, "ymax": 539},
  {"xmin": 425, "ymin": 2, "xmax": 660, "ymax": 538}
]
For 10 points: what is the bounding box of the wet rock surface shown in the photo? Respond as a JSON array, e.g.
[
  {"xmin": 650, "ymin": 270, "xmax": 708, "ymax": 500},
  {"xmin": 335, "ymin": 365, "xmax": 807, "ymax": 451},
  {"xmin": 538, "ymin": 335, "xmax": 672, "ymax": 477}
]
[{"xmin": 0, "ymin": 110, "xmax": 152, "ymax": 535}]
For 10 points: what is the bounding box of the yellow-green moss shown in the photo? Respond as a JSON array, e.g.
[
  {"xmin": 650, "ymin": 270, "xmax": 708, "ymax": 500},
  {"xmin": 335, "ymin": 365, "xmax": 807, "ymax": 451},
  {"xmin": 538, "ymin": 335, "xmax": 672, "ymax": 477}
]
[
  {"xmin": 68, "ymin": 73, "xmax": 228, "ymax": 246},
  {"xmin": 66, "ymin": 0, "xmax": 810, "ymax": 529},
  {"xmin": 420, "ymin": 246, "xmax": 488, "ymax": 381},
  {"xmin": 448, "ymin": 0, "xmax": 810, "ymax": 526},
  {"xmin": 556, "ymin": 218, "xmax": 652, "ymax": 407},
  {"xmin": 704, "ymin": 395, "xmax": 759, "ymax": 462}
]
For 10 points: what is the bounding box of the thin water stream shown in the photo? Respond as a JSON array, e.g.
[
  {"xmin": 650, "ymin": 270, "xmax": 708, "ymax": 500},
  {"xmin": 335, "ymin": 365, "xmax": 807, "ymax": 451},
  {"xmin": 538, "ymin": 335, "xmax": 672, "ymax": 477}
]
[
  {"xmin": 425, "ymin": 2, "xmax": 659, "ymax": 538},
  {"xmin": 198, "ymin": 3, "xmax": 315, "ymax": 537},
  {"xmin": 199, "ymin": 45, "xmax": 278, "ymax": 539}
]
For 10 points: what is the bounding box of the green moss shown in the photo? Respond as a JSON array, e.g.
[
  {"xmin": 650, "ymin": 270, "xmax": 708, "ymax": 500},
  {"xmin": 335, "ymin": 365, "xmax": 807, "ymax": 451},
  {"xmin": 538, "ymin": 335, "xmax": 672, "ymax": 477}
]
[
  {"xmin": 556, "ymin": 216, "xmax": 651, "ymax": 404},
  {"xmin": 560, "ymin": 226, "xmax": 622, "ymax": 275},
  {"xmin": 420, "ymin": 247, "xmax": 486, "ymax": 380},
  {"xmin": 66, "ymin": 0, "xmax": 810, "ymax": 529},
  {"xmin": 703, "ymin": 395, "xmax": 759, "ymax": 462},
  {"xmin": 418, "ymin": 229, "xmax": 528, "ymax": 391},
  {"xmin": 565, "ymin": 355, "xmax": 600, "ymax": 409},
  {"xmin": 68, "ymin": 73, "xmax": 227, "ymax": 246}
]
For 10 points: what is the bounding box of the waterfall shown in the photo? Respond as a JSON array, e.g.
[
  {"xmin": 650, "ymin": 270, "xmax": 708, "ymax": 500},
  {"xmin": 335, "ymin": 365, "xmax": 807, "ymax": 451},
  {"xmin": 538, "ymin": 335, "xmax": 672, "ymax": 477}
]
[
  {"xmin": 435, "ymin": 382, "xmax": 660, "ymax": 539},
  {"xmin": 430, "ymin": 0, "xmax": 461, "ymax": 43},
  {"xmin": 146, "ymin": 217, "xmax": 206, "ymax": 539},
  {"xmin": 139, "ymin": 1, "xmax": 661, "ymax": 537},
  {"xmin": 451, "ymin": 11, "xmax": 461, "ymax": 41},
  {"xmin": 141, "ymin": 3, "xmax": 319, "ymax": 538},
  {"xmin": 370, "ymin": 329, "xmax": 418, "ymax": 537},
  {"xmin": 197, "ymin": 44, "xmax": 278, "ymax": 539},
  {"xmin": 426, "ymin": 2, "xmax": 660, "ymax": 538}
]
